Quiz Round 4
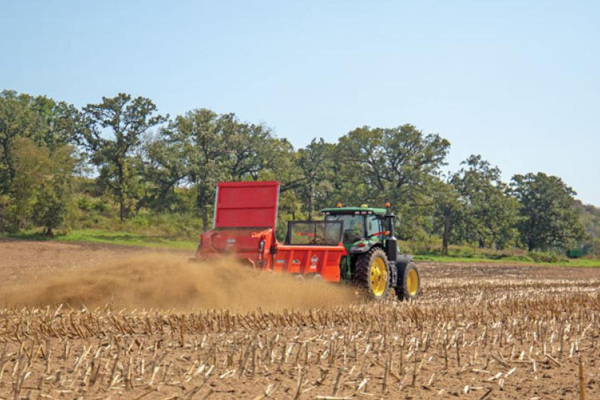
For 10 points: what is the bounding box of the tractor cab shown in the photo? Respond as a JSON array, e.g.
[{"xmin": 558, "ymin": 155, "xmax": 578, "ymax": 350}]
[
  {"xmin": 322, "ymin": 204, "xmax": 393, "ymax": 248},
  {"xmin": 322, "ymin": 204, "xmax": 400, "ymax": 265}
]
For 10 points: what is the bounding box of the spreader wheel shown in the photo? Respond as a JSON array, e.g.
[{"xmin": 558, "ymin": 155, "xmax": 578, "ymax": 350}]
[
  {"xmin": 355, "ymin": 248, "xmax": 391, "ymax": 300},
  {"xmin": 395, "ymin": 262, "xmax": 421, "ymax": 301}
]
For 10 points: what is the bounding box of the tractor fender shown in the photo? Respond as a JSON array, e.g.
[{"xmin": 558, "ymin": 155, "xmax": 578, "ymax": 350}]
[
  {"xmin": 393, "ymin": 254, "xmax": 414, "ymax": 286},
  {"xmin": 395, "ymin": 254, "xmax": 414, "ymax": 267},
  {"xmin": 349, "ymin": 242, "xmax": 381, "ymax": 255}
]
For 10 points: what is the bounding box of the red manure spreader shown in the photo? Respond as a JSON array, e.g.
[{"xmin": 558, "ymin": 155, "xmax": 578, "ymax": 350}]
[{"xmin": 194, "ymin": 181, "xmax": 420, "ymax": 300}]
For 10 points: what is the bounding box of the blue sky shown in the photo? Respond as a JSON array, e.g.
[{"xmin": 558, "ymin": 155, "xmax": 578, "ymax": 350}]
[{"xmin": 2, "ymin": 0, "xmax": 599, "ymax": 205}]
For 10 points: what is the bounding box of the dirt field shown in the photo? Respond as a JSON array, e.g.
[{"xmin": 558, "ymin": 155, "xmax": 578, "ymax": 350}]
[{"xmin": 1, "ymin": 239, "xmax": 600, "ymax": 399}]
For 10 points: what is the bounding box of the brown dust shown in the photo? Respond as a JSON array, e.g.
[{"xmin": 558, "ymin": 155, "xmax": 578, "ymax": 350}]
[{"xmin": 0, "ymin": 254, "xmax": 359, "ymax": 312}]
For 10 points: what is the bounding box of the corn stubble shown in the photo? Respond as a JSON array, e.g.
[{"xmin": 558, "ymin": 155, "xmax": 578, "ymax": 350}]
[{"xmin": 0, "ymin": 263, "xmax": 599, "ymax": 399}]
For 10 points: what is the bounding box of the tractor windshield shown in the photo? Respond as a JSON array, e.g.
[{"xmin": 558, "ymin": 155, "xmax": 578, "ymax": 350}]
[
  {"xmin": 366, "ymin": 215, "xmax": 384, "ymax": 238},
  {"xmin": 325, "ymin": 214, "xmax": 365, "ymax": 243}
]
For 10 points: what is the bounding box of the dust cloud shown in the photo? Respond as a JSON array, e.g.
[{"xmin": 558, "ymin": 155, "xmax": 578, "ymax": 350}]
[{"xmin": 0, "ymin": 254, "xmax": 360, "ymax": 312}]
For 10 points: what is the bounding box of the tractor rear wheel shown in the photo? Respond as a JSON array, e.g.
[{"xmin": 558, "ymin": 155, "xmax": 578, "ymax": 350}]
[
  {"xmin": 395, "ymin": 262, "xmax": 421, "ymax": 301},
  {"xmin": 355, "ymin": 248, "xmax": 390, "ymax": 300}
]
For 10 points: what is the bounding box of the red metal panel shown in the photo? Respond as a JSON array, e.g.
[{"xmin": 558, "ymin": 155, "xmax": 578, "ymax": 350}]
[
  {"xmin": 273, "ymin": 245, "xmax": 346, "ymax": 282},
  {"xmin": 214, "ymin": 181, "xmax": 280, "ymax": 229}
]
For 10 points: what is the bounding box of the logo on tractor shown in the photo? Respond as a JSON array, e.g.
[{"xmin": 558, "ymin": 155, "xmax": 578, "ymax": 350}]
[
  {"xmin": 310, "ymin": 255, "xmax": 319, "ymax": 270},
  {"xmin": 227, "ymin": 238, "xmax": 236, "ymax": 244}
]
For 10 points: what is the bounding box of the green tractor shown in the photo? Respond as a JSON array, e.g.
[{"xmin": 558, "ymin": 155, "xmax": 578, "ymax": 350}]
[{"xmin": 321, "ymin": 203, "xmax": 421, "ymax": 300}]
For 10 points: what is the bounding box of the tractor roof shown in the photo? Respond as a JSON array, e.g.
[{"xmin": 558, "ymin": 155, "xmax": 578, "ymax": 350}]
[{"xmin": 321, "ymin": 206, "xmax": 389, "ymax": 216}]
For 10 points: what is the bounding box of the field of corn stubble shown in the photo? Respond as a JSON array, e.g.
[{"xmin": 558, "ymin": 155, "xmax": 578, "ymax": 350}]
[{"xmin": 0, "ymin": 239, "xmax": 600, "ymax": 399}]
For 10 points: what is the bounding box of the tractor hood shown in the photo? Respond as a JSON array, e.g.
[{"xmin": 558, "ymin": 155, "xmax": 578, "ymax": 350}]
[{"xmin": 213, "ymin": 181, "xmax": 280, "ymax": 229}]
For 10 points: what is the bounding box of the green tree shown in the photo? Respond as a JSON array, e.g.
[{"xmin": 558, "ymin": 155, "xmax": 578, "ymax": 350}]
[
  {"xmin": 296, "ymin": 138, "xmax": 335, "ymax": 219},
  {"xmin": 32, "ymin": 144, "xmax": 76, "ymax": 236},
  {"xmin": 3, "ymin": 137, "xmax": 75, "ymax": 234},
  {"xmin": 141, "ymin": 132, "xmax": 189, "ymax": 213},
  {"xmin": 452, "ymin": 155, "xmax": 518, "ymax": 249},
  {"xmin": 260, "ymin": 138, "xmax": 304, "ymax": 193},
  {"xmin": 255, "ymin": 138, "xmax": 305, "ymax": 230},
  {"xmin": 576, "ymin": 201, "xmax": 600, "ymax": 256},
  {"xmin": 3, "ymin": 137, "xmax": 41, "ymax": 231},
  {"xmin": 80, "ymin": 93, "xmax": 166, "ymax": 221},
  {"xmin": 159, "ymin": 109, "xmax": 281, "ymax": 230},
  {"xmin": 511, "ymin": 172, "xmax": 585, "ymax": 251},
  {"xmin": 328, "ymin": 141, "xmax": 367, "ymax": 208},
  {"xmin": 337, "ymin": 124, "xmax": 450, "ymax": 238},
  {"xmin": 432, "ymin": 177, "xmax": 462, "ymax": 255},
  {"xmin": 166, "ymin": 109, "xmax": 228, "ymax": 230},
  {"xmin": 1, "ymin": 91, "xmax": 77, "ymax": 193},
  {"xmin": 219, "ymin": 114, "xmax": 274, "ymax": 180},
  {"xmin": 29, "ymin": 95, "xmax": 80, "ymax": 151},
  {"xmin": 0, "ymin": 91, "xmax": 32, "ymax": 190},
  {"xmin": 0, "ymin": 91, "xmax": 79, "ymax": 233}
]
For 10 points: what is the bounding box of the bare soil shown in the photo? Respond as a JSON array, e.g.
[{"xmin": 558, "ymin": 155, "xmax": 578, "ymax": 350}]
[{"xmin": 0, "ymin": 239, "xmax": 599, "ymax": 399}]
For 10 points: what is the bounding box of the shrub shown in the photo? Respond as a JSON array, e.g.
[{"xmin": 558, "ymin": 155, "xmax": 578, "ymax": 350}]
[
  {"xmin": 78, "ymin": 197, "xmax": 91, "ymax": 211},
  {"xmin": 528, "ymin": 251, "xmax": 567, "ymax": 263}
]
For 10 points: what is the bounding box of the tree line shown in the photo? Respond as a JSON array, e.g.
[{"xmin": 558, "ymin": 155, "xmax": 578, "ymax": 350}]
[{"xmin": 0, "ymin": 90, "xmax": 594, "ymax": 255}]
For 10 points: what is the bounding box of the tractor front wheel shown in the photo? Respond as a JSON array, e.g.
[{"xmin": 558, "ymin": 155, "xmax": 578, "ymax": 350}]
[
  {"xmin": 355, "ymin": 248, "xmax": 391, "ymax": 300},
  {"xmin": 395, "ymin": 262, "xmax": 421, "ymax": 301}
]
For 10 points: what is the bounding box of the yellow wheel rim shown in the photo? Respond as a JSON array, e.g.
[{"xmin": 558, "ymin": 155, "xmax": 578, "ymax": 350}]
[
  {"xmin": 370, "ymin": 257, "xmax": 388, "ymax": 297},
  {"xmin": 407, "ymin": 269, "xmax": 419, "ymax": 296}
]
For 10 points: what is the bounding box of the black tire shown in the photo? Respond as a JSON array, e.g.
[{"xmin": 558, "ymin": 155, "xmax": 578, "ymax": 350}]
[
  {"xmin": 354, "ymin": 247, "xmax": 391, "ymax": 300},
  {"xmin": 395, "ymin": 261, "xmax": 421, "ymax": 301}
]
